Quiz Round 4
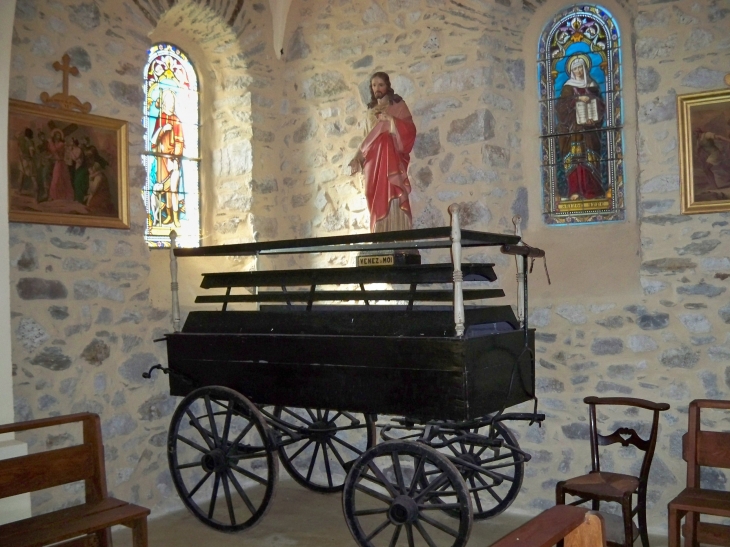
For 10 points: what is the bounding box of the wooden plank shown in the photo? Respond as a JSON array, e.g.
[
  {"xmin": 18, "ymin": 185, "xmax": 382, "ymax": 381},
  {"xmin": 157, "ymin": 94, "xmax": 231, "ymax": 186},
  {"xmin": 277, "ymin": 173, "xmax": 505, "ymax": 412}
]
[
  {"xmin": 194, "ymin": 289, "xmax": 505, "ymax": 304},
  {"xmin": 0, "ymin": 445, "xmax": 93, "ymax": 499},
  {"xmin": 583, "ymin": 396, "xmax": 670, "ymax": 411},
  {"xmin": 0, "ymin": 500, "xmax": 149, "ymax": 547},
  {"xmin": 690, "ymin": 400, "xmax": 730, "ymax": 411},
  {"xmin": 489, "ymin": 505, "xmax": 590, "ymax": 547},
  {"xmin": 697, "ymin": 431, "xmax": 730, "ymax": 469},
  {"xmin": 167, "ymin": 329, "xmax": 534, "ymax": 421},
  {"xmin": 173, "ymin": 227, "xmax": 520, "ymax": 257},
  {"xmin": 0, "ymin": 413, "xmax": 93, "ymax": 436},
  {"xmin": 46, "ymin": 537, "xmax": 94, "ymax": 547},
  {"xmin": 83, "ymin": 413, "xmax": 107, "ymax": 503},
  {"xmin": 171, "ymin": 357, "xmax": 467, "ymax": 420},
  {"xmin": 695, "ymin": 522, "xmax": 730, "ymax": 546},
  {"xmin": 199, "ymin": 263, "xmax": 498, "ymax": 288},
  {"xmin": 670, "ymin": 488, "xmax": 730, "ymax": 517},
  {"xmin": 0, "ymin": 498, "xmax": 126, "ymax": 538},
  {"xmin": 181, "ymin": 306, "xmax": 519, "ymax": 336},
  {"xmin": 167, "ymin": 330, "xmax": 507, "ymax": 372},
  {"xmin": 565, "ymin": 512, "xmax": 606, "ymax": 547}
]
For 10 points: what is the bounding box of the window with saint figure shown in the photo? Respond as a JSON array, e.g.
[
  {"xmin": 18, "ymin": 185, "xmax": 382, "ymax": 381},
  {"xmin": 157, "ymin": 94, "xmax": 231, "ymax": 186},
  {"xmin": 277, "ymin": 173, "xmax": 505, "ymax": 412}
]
[
  {"xmin": 538, "ymin": 5, "xmax": 625, "ymax": 225},
  {"xmin": 142, "ymin": 43, "xmax": 200, "ymax": 247}
]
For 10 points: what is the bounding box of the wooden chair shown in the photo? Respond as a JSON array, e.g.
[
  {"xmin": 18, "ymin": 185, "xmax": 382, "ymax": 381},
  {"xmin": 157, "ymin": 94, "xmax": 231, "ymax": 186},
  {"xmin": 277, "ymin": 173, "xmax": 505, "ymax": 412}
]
[
  {"xmin": 556, "ymin": 396, "xmax": 670, "ymax": 547},
  {"xmin": 489, "ymin": 505, "xmax": 606, "ymax": 547},
  {"xmin": 0, "ymin": 412, "xmax": 150, "ymax": 547},
  {"xmin": 668, "ymin": 399, "xmax": 730, "ymax": 547}
]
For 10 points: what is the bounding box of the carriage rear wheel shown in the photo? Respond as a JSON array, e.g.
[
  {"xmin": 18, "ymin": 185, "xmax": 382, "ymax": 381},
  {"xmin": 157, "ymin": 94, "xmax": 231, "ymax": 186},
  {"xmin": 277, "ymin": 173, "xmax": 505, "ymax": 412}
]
[
  {"xmin": 428, "ymin": 421, "xmax": 524, "ymax": 520},
  {"xmin": 343, "ymin": 440, "xmax": 472, "ymax": 547},
  {"xmin": 167, "ymin": 386, "xmax": 278, "ymax": 532},
  {"xmin": 273, "ymin": 407, "xmax": 377, "ymax": 493}
]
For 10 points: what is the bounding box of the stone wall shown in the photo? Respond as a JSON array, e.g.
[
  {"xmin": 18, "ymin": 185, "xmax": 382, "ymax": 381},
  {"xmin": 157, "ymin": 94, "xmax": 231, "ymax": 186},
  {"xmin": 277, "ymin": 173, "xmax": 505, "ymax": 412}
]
[{"xmin": 8, "ymin": 0, "xmax": 730, "ymax": 533}]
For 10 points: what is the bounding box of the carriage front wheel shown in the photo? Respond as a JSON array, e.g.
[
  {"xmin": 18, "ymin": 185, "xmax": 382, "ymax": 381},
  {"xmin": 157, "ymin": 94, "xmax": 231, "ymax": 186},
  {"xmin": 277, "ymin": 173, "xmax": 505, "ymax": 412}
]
[
  {"xmin": 343, "ymin": 440, "xmax": 472, "ymax": 547},
  {"xmin": 167, "ymin": 386, "xmax": 278, "ymax": 532}
]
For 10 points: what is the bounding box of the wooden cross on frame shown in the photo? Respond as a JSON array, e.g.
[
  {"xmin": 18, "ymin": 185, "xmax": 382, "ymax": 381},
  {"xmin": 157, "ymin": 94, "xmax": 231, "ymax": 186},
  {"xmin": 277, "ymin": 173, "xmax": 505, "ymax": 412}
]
[{"xmin": 40, "ymin": 53, "xmax": 92, "ymax": 113}]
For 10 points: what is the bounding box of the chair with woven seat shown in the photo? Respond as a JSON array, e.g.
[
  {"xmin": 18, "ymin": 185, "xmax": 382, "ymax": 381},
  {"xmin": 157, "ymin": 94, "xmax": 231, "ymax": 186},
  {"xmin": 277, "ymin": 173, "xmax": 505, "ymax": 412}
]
[
  {"xmin": 668, "ymin": 399, "xmax": 730, "ymax": 547},
  {"xmin": 556, "ymin": 396, "xmax": 670, "ymax": 547}
]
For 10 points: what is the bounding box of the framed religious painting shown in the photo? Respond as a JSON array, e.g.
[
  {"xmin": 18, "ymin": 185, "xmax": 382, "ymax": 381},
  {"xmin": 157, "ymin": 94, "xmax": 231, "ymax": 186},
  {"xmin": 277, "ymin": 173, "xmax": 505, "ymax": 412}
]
[
  {"xmin": 678, "ymin": 88, "xmax": 730, "ymax": 214},
  {"xmin": 7, "ymin": 99, "xmax": 129, "ymax": 229}
]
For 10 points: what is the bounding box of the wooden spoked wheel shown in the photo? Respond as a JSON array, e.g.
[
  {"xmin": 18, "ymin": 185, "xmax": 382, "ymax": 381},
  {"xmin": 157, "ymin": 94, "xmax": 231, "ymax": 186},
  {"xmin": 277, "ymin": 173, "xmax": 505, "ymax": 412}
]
[
  {"xmin": 343, "ymin": 440, "xmax": 472, "ymax": 547},
  {"xmin": 167, "ymin": 386, "xmax": 278, "ymax": 532},
  {"xmin": 427, "ymin": 421, "xmax": 525, "ymax": 520},
  {"xmin": 273, "ymin": 407, "xmax": 377, "ymax": 493}
]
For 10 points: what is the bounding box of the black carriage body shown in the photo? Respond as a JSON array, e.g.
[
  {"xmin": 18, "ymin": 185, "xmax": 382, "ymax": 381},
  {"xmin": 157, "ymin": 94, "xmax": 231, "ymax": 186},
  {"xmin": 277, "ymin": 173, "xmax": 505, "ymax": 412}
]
[
  {"xmin": 161, "ymin": 225, "xmax": 546, "ymax": 537},
  {"xmin": 166, "ymin": 305, "xmax": 535, "ymax": 422}
]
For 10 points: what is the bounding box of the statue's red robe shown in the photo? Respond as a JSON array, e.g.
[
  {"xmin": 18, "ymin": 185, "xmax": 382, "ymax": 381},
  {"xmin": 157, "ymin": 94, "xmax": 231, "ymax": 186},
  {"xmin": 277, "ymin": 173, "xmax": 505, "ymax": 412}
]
[{"xmin": 359, "ymin": 99, "xmax": 417, "ymax": 232}]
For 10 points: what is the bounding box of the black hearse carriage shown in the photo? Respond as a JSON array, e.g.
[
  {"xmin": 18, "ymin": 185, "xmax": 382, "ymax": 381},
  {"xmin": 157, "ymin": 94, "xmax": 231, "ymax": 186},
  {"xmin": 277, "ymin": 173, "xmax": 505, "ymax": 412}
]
[{"xmin": 149, "ymin": 205, "xmax": 547, "ymax": 547}]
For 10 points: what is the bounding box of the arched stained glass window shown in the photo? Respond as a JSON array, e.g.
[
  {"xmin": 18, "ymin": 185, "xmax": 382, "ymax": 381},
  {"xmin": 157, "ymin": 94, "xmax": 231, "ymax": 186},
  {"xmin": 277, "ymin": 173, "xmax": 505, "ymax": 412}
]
[
  {"xmin": 143, "ymin": 43, "xmax": 200, "ymax": 247},
  {"xmin": 538, "ymin": 5, "xmax": 624, "ymax": 225}
]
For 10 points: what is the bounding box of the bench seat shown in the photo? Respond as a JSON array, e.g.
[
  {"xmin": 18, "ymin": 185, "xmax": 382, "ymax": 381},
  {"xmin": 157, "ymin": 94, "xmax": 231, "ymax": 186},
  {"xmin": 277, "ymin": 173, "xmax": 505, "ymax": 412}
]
[{"xmin": 0, "ymin": 497, "xmax": 149, "ymax": 547}]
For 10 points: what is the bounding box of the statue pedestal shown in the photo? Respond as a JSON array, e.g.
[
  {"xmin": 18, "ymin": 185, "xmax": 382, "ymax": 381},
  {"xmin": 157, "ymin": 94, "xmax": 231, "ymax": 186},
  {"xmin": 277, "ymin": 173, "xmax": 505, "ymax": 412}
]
[{"xmin": 357, "ymin": 249, "xmax": 421, "ymax": 267}]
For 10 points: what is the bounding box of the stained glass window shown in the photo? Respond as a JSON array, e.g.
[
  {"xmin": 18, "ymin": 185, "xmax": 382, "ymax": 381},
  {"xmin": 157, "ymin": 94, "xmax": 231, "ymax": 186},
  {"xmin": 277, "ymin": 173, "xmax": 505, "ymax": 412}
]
[
  {"xmin": 538, "ymin": 5, "xmax": 624, "ymax": 225},
  {"xmin": 142, "ymin": 44, "xmax": 200, "ymax": 247}
]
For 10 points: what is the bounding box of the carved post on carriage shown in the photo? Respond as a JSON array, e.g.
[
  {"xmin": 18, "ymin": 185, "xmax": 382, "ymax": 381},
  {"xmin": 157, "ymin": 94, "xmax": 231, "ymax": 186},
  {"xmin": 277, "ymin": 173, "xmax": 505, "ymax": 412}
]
[
  {"xmin": 449, "ymin": 204, "xmax": 465, "ymax": 337},
  {"xmin": 170, "ymin": 230, "xmax": 181, "ymax": 333},
  {"xmin": 513, "ymin": 215, "xmax": 526, "ymax": 328}
]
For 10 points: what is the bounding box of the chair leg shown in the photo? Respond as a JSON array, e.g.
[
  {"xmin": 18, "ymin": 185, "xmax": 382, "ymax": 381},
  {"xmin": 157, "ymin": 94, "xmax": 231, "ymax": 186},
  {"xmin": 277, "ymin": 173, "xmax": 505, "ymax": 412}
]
[
  {"xmin": 95, "ymin": 528, "xmax": 112, "ymax": 547},
  {"xmin": 131, "ymin": 517, "xmax": 148, "ymax": 547},
  {"xmin": 556, "ymin": 481, "xmax": 566, "ymax": 505},
  {"xmin": 638, "ymin": 499, "xmax": 650, "ymax": 547},
  {"xmin": 668, "ymin": 505, "xmax": 683, "ymax": 547},
  {"xmin": 623, "ymin": 496, "xmax": 634, "ymax": 547},
  {"xmin": 685, "ymin": 511, "xmax": 699, "ymax": 547}
]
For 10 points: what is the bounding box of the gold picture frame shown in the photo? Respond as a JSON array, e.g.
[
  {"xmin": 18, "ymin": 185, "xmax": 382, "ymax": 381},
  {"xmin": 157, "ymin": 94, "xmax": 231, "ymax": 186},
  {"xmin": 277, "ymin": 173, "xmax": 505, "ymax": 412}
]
[
  {"xmin": 7, "ymin": 99, "xmax": 129, "ymax": 229},
  {"xmin": 678, "ymin": 88, "xmax": 730, "ymax": 214}
]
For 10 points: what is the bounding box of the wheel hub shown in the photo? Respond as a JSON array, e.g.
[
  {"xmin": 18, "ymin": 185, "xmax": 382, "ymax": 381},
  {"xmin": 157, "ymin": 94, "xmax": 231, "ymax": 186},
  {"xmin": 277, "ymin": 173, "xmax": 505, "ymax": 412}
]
[
  {"xmin": 201, "ymin": 448, "xmax": 227, "ymax": 473},
  {"xmin": 457, "ymin": 452, "xmax": 481, "ymax": 479},
  {"xmin": 388, "ymin": 495, "xmax": 419, "ymax": 525},
  {"xmin": 309, "ymin": 420, "xmax": 336, "ymax": 442}
]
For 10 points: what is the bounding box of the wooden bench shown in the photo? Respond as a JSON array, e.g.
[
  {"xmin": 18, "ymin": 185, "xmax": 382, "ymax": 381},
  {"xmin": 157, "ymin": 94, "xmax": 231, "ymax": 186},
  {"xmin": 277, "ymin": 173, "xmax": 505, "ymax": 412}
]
[
  {"xmin": 489, "ymin": 505, "xmax": 606, "ymax": 547},
  {"xmin": 0, "ymin": 412, "xmax": 150, "ymax": 547}
]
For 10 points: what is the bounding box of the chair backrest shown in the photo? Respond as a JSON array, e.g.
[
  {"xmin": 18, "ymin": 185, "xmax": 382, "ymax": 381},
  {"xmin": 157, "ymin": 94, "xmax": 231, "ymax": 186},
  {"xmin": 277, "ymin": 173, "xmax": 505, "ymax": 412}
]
[
  {"xmin": 0, "ymin": 413, "xmax": 108, "ymax": 504},
  {"xmin": 584, "ymin": 396, "xmax": 670, "ymax": 488},
  {"xmin": 683, "ymin": 399, "xmax": 730, "ymax": 489}
]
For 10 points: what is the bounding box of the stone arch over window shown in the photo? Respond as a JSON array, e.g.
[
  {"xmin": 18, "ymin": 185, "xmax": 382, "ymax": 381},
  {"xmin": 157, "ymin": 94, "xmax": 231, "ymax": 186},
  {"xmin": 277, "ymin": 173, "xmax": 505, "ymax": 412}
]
[
  {"xmin": 143, "ymin": 43, "xmax": 200, "ymax": 248},
  {"xmin": 538, "ymin": 5, "xmax": 624, "ymax": 225}
]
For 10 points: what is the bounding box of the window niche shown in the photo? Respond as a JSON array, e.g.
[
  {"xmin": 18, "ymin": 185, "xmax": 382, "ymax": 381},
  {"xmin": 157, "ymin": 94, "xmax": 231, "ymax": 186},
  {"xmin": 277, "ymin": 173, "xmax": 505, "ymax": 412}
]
[{"xmin": 142, "ymin": 43, "xmax": 201, "ymax": 248}]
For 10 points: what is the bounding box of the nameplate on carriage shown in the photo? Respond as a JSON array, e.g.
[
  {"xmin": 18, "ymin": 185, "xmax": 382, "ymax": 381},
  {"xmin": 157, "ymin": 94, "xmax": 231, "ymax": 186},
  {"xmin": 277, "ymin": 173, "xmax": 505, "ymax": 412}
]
[
  {"xmin": 357, "ymin": 254, "xmax": 396, "ymax": 267},
  {"xmin": 356, "ymin": 251, "xmax": 421, "ymax": 267}
]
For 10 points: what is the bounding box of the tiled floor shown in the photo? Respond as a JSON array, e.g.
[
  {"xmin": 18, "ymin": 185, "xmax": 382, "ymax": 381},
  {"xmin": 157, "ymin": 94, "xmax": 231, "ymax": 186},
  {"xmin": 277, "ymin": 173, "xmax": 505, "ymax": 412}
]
[{"xmin": 112, "ymin": 480, "xmax": 669, "ymax": 547}]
